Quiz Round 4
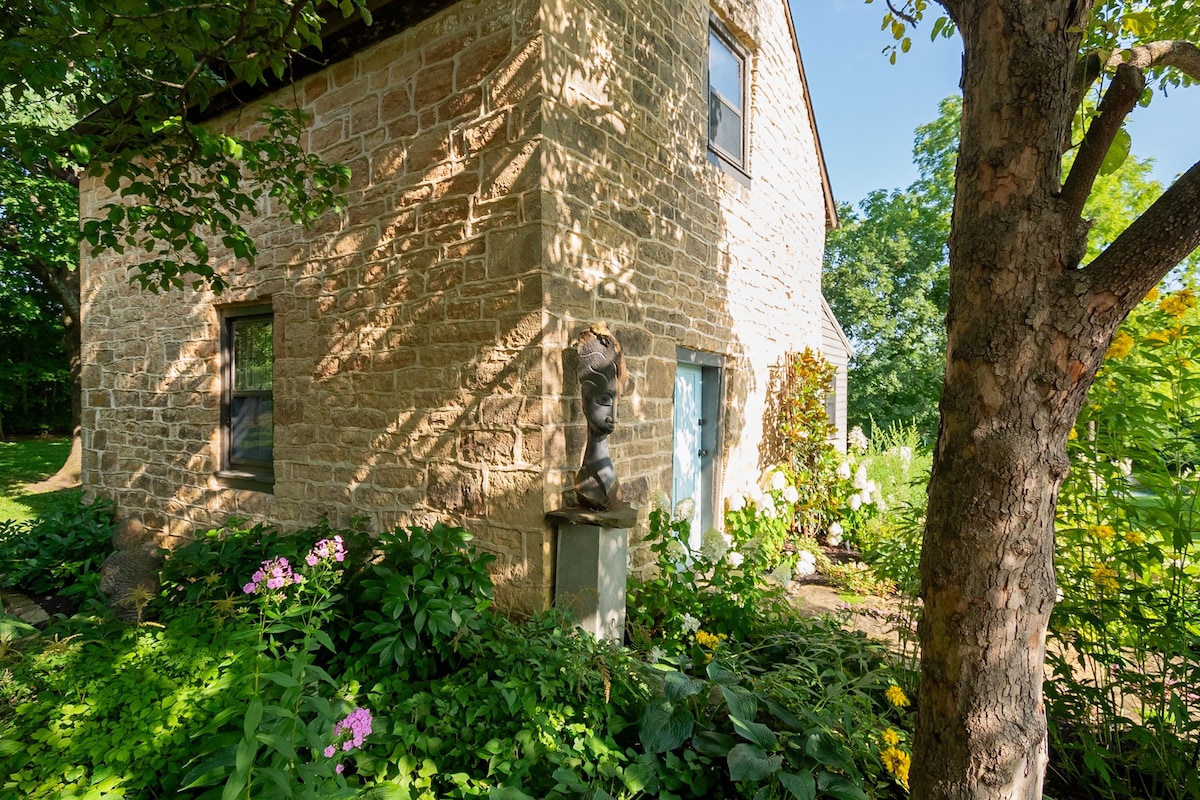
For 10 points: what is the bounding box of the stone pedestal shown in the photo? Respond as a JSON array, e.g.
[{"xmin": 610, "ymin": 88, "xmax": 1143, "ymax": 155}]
[{"xmin": 547, "ymin": 505, "xmax": 636, "ymax": 643}]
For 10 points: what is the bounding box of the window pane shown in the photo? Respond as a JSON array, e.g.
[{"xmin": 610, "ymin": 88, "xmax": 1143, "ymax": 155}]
[
  {"xmin": 708, "ymin": 31, "xmax": 742, "ymax": 109},
  {"xmin": 234, "ymin": 319, "xmax": 273, "ymax": 391},
  {"xmin": 231, "ymin": 396, "xmax": 273, "ymax": 465},
  {"xmin": 709, "ymin": 95, "xmax": 743, "ymax": 160}
]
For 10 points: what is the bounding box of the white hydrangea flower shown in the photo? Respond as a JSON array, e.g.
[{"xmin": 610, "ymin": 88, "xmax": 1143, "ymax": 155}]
[
  {"xmin": 836, "ymin": 461, "xmax": 852, "ymax": 480},
  {"xmin": 673, "ymin": 498, "xmax": 696, "ymax": 524},
  {"xmin": 681, "ymin": 613, "xmax": 701, "ymax": 634},
  {"xmin": 727, "ymin": 550, "xmax": 745, "ymax": 568},
  {"xmin": 761, "ymin": 501, "xmax": 778, "ymax": 519},
  {"xmin": 854, "ymin": 466, "xmax": 870, "ymax": 490},
  {"xmin": 700, "ymin": 528, "xmax": 729, "ymax": 563},
  {"xmin": 849, "ymin": 495, "xmax": 862, "ymax": 512},
  {"xmin": 651, "ymin": 490, "xmax": 671, "ymax": 513},
  {"xmin": 782, "ymin": 485, "xmax": 799, "ymax": 504},
  {"xmin": 826, "ymin": 521, "xmax": 844, "ymax": 547},
  {"xmin": 665, "ymin": 538, "xmax": 687, "ymax": 560},
  {"xmin": 848, "ymin": 427, "xmax": 868, "ymax": 452},
  {"xmin": 727, "ymin": 494, "xmax": 746, "ymax": 512},
  {"xmin": 795, "ymin": 551, "xmax": 817, "ymax": 577},
  {"xmin": 769, "ymin": 469, "xmax": 788, "ymax": 491}
]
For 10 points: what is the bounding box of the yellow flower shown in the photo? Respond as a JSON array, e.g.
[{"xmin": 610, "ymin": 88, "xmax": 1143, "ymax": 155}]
[
  {"xmin": 1105, "ymin": 331, "xmax": 1134, "ymax": 359},
  {"xmin": 881, "ymin": 728, "xmax": 901, "ymax": 746},
  {"xmin": 1159, "ymin": 289, "xmax": 1196, "ymax": 318},
  {"xmin": 695, "ymin": 630, "xmax": 722, "ymax": 648},
  {"xmin": 1089, "ymin": 524, "xmax": 1115, "ymax": 542},
  {"xmin": 1068, "ymin": 428, "xmax": 1078, "ymax": 441},
  {"xmin": 1122, "ymin": 530, "xmax": 1145, "ymax": 546},
  {"xmin": 1091, "ymin": 563, "xmax": 1119, "ymax": 594},
  {"xmin": 885, "ymin": 684, "xmax": 910, "ymax": 708},
  {"xmin": 1145, "ymin": 328, "xmax": 1178, "ymax": 345},
  {"xmin": 1145, "ymin": 287, "xmax": 1160, "ymax": 303},
  {"xmin": 880, "ymin": 746, "xmax": 911, "ymax": 788}
]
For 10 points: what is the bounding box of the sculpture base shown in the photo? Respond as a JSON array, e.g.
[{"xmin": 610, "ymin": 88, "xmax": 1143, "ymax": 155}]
[{"xmin": 548, "ymin": 505, "xmax": 635, "ymax": 643}]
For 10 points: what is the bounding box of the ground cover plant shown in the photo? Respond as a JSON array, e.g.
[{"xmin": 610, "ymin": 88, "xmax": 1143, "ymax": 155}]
[{"xmin": 1, "ymin": 503, "xmax": 917, "ymax": 800}]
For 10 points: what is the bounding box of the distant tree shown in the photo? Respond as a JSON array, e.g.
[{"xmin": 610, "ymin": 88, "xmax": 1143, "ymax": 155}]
[
  {"xmin": 868, "ymin": 1, "xmax": 1200, "ymax": 797},
  {"xmin": 0, "ymin": 1, "xmax": 367, "ymax": 469},
  {"xmin": 822, "ymin": 99, "xmax": 957, "ymax": 441},
  {"xmin": 825, "ymin": 94, "xmax": 1178, "ymax": 444}
]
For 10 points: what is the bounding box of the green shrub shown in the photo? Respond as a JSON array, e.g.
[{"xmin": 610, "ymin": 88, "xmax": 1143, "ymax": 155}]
[
  {"xmin": 357, "ymin": 611, "xmax": 648, "ymax": 799},
  {"xmin": 339, "ymin": 522, "xmax": 496, "ymax": 680},
  {"xmin": 634, "ymin": 618, "xmax": 914, "ymax": 799},
  {"xmin": 0, "ymin": 496, "xmax": 114, "ymax": 599},
  {"xmin": 1048, "ymin": 285, "xmax": 1200, "ymax": 800},
  {"xmin": 628, "ymin": 493, "xmax": 789, "ymax": 651}
]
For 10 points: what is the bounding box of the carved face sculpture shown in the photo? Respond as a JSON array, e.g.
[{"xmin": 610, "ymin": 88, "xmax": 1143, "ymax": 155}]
[{"xmin": 577, "ymin": 326, "xmax": 623, "ymax": 438}]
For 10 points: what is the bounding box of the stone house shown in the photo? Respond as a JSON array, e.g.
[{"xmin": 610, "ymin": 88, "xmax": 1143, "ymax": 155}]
[{"xmin": 80, "ymin": 0, "xmax": 844, "ymax": 611}]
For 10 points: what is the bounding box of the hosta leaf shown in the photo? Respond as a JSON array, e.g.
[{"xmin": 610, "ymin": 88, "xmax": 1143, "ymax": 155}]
[{"xmin": 727, "ymin": 742, "xmax": 782, "ymax": 782}]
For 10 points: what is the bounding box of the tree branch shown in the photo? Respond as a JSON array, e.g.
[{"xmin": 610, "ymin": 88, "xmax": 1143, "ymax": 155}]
[
  {"xmin": 1083, "ymin": 159, "xmax": 1200, "ymax": 318},
  {"xmin": 1108, "ymin": 39, "xmax": 1200, "ymax": 78},
  {"xmin": 1060, "ymin": 62, "xmax": 1144, "ymax": 217},
  {"xmin": 1062, "ymin": 40, "xmax": 1200, "ymax": 220}
]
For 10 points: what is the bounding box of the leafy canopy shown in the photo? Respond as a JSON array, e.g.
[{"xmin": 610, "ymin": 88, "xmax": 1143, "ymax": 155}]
[{"xmin": 0, "ymin": 0, "xmax": 372, "ymax": 292}]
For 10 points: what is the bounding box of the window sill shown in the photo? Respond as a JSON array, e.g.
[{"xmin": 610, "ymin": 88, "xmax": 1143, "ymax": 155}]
[
  {"xmin": 706, "ymin": 149, "xmax": 751, "ymax": 188},
  {"xmin": 216, "ymin": 470, "xmax": 275, "ymax": 494}
]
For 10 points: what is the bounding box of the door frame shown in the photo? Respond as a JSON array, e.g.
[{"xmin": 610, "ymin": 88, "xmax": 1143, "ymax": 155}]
[{"xmin": 673, "ymin": 347, "xmax": 725, "ymax": 540}]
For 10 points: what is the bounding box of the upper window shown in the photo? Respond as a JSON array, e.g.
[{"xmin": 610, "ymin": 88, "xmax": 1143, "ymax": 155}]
[
  {"xmin": 708, "ymin": 25, "xmax": 747, "ymax": 172},
  {"xmin": 221, "ymin": 306, "xmax": 274, "ymax": 485}
]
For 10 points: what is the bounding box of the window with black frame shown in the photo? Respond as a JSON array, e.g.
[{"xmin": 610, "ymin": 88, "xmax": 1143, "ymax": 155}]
[
  {"xmin": 222, "ymin": 306, "xmax": 274, "ymax": 484},
  {"xmin": 708, "ymin": 23, "xmax": 748, "ymax": 174}
]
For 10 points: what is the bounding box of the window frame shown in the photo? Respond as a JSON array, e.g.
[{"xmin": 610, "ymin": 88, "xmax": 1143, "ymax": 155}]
[
  {"xmin": 218, "ymin": 303, "xmax": 275, "ymax": 489},
  {"xmin": 706, "ymin": 19, "xmax": 750, "ymax": 180}
]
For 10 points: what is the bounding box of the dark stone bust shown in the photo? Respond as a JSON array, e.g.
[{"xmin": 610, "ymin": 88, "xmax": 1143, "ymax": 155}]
[{"xmin": 573, "ymin": 323, "xmax": 624, "ymax": 510}]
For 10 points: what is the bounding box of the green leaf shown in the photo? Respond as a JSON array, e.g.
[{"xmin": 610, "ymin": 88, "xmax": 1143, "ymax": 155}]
[
  {"xmin": 244, "ymin": 699, "xmax": 264, "ymax": 740},
  {"xmin": 262, "ymin": 671, "xmax": 300, "ymax": 689},
  {"xmin": 639, "ymin": 698, "xmax": 695, "ymax": 753},
  {"xmin": 732, "ymin": 716, "xmax": 778, "ymax": 749},
  {"xmin": 1099, "ymin": 127, "xmax": 1131, "ymax": 176},
  {"xmin": 805, "ymin": 732, "xmax": 855, "ymax": 774},
  {"xmin": 489, "ymin": 788, "xmax": 535, "ymax": 800},
  {"xmin": 779, "ymin": 771, "xmax": 816, "ymax": 800},
  {"xmin": 727, "ymin": 742, "xmax": 782, "ymax": 782},
  {"xmin": 815, "ymin": 772, "xmax": 870, "ymax": 800},
  {"xmin": 664, "ymin": 671, "xmax": 707, "ymax": 703},
  {"xmin": 721, "ymin": 685, "xmax": 758, "ymax": 722},
  {"xmin": 692, "ymin": 730, "xmax": 736, "ymax": 757}
]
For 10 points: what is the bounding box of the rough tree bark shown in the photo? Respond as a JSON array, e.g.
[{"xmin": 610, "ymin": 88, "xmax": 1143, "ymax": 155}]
[{"xmin": 911, "ymin": 2, "xmax": 1200, "ymax": 798}]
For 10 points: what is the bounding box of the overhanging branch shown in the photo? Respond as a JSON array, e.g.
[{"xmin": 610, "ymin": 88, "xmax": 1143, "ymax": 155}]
[
  {"xmin": 1083, "ymin": 159, "xmax": 1200, "ymax": 313},
  {"xmin": 1062, "ymin": 40, "xmax": 1200, "ymax": 222},
  {"xmin": 1060, "ymin": 62, "xmax": 1144, "ymax": 217}
]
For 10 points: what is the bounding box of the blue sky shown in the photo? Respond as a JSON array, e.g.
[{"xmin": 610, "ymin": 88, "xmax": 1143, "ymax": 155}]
[{"xmin": 792, "ymin": 0, "xmax": 1200, "ymax": 207}]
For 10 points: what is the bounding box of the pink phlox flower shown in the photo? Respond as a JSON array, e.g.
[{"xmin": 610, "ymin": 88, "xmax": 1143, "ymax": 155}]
[
  {"xmin": 323, "ymin": 745, "xmax": 336, "ymax": 758},
  {"xmin": 244, "ymin": 557, "xmax": 299, "ymax": 595},
  {"xmin": 306, "ymin": 536, "xmax": 348, "ymax": 567},
  {"xmin": 332, "ymin": 707, "xmax": 373, "ymax": 749},
  {"xmin": 335, "ymin": 763, "xmax": 344, "ymax": 774}
]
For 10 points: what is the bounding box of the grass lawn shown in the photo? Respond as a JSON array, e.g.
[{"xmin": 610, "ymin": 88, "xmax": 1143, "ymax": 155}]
[{"xmin": 0, "ymin": 437, "xmax": 80, "ymax": 523}]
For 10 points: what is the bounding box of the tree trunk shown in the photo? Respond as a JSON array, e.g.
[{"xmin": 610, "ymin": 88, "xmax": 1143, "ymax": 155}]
[{"xmin": 912, "ymin": 3, "xmax": 1098, "ymax": 798}]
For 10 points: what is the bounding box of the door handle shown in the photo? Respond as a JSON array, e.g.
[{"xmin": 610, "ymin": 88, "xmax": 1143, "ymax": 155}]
[{"xmin": 698, "ymin": 449, "xmax": 709, "ymax": 458}]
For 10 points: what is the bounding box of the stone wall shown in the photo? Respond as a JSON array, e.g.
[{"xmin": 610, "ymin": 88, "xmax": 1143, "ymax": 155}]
[
  {"xmin": 538, "ymin": 0, "xmax": 828, "ymax": 517},
  {"xmin": 82, "ymin": 0, "xmax": 554, "ymax": 610},
  {"xmin": 80, "ymin": 0, "xmax": 830, "ymax": 609}
]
